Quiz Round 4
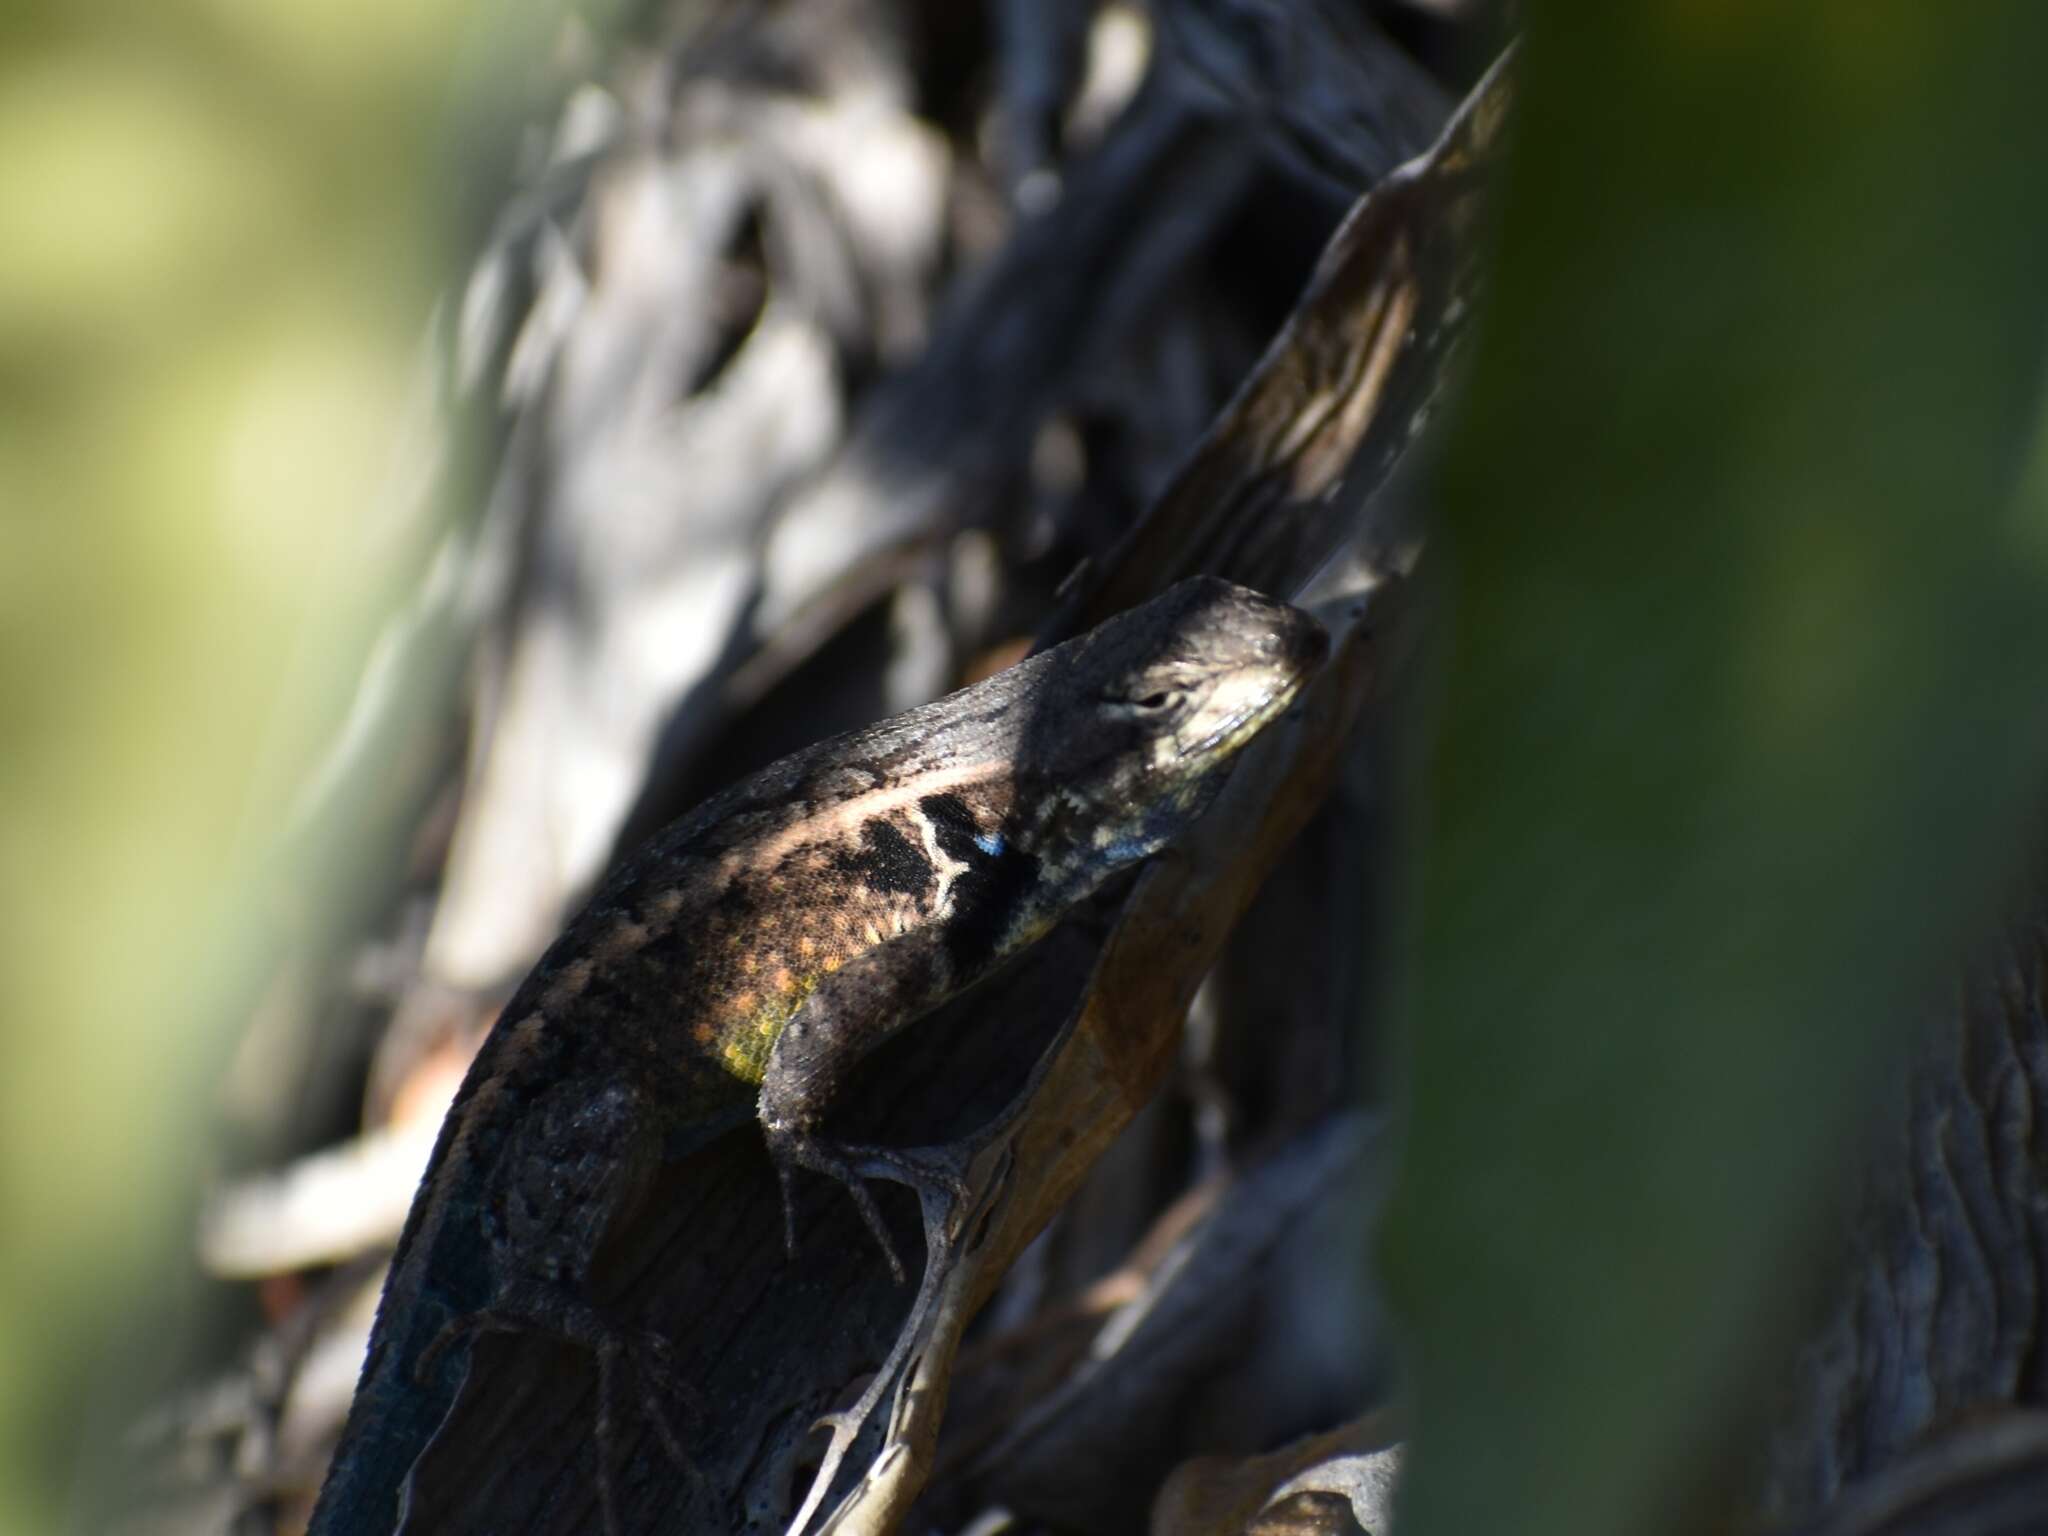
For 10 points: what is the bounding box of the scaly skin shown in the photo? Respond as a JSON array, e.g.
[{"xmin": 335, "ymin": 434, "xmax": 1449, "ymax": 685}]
[{"xmin": 309, "ymin": 576, "xmax": 1326, "ymax": 1536}]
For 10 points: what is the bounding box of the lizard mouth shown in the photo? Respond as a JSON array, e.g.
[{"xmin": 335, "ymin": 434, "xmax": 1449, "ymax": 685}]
[
  {"xmin": 1179, "ymin": 615, "xmax": 1328, "ymax": 762},
  {"xmin": 1180, "ymin": 669, "xmax": 1322, "ymax": 761},
  {"xmin": 1183, "ymin": 692, "xmax": 1293, "ymax": 761}
]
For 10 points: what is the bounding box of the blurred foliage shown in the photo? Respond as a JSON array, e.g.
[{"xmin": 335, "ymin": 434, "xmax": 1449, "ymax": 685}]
[
  {"xmin": 0, "ymin": 1, "xmax": 607, "ymax": 1529},
  {"xmin": 1384, "ymin": 6, "xmax": 2048, "ymax": 1536}
]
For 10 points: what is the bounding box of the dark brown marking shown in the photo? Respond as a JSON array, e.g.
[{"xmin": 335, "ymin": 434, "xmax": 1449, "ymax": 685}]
[
  {"xmin": 830, "ymin": 817, "xmax": 934, "ymax": 900},
  {"xmin": 923, "ymin": 792, "xmax": 1040, "ymax": 975},
  {"xmin": 919, "ymin": 792, "xmax": 991, "ymax": 865}
]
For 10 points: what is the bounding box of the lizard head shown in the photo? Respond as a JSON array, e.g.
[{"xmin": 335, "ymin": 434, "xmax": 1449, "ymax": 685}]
[{"xmin": 1019, "ymin": 577, "xmax": 1328, "ymax": 863}]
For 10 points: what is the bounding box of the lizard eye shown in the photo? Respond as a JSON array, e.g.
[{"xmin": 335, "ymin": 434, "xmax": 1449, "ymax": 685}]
[{"xmin": 1102, "ymin": 682, "xmax": 1187, "ymax": 715}]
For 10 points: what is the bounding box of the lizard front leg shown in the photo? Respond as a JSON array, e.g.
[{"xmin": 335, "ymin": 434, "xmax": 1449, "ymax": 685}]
[{"xmin": 760, "ymin": 926, "xmax": 978, "ymax": 1282}]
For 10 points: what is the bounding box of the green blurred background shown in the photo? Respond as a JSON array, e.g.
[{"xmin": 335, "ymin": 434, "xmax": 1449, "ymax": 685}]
[
  {"xmin": 0, "ymin": 1, "xmax": 501, "ymax": 1527},
  {"xmin": 1385, "ymin": 9, "xmax": 2048, "ymax": 1536}
]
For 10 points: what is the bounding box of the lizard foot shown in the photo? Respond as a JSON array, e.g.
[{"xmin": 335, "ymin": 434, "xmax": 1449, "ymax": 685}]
[
  {"xmin": 783, "ymin": 1148, "xmax": 995, "ymax": 1536},
  {"xmin": 415, "ymin": 1285, "xmax": 703, "ymax": 1536},
  {"xmin": 765, "ymin": 1124, "xmax": 973, "ymax": 1285}
]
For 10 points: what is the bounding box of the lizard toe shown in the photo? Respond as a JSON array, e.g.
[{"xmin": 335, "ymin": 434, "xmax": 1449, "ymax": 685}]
[
  {"xmin": 850, "ymin": 1142, "xmax": 973, "ymax": 1209},
  {"xmin": 766, "ymin": 1124, "xmax": 909, "ymax": 1283},
  {"xmin": 631, "ymin": 1330, "xmax": 705, "ymax": 1476}
]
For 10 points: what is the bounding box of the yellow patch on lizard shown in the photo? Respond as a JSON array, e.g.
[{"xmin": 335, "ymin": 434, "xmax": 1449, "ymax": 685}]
[{"xmin": 721, "ymin": 1034, "xmax": 766, "ymax": 1082}]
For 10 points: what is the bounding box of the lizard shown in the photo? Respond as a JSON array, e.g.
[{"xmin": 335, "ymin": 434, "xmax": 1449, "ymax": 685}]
[{"xmin": 306, "ymin": 575, "xmax": 1327, "ymax": 1536}]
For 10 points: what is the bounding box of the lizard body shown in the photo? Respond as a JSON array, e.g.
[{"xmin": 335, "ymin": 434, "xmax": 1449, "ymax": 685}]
[{"xmin": 308, "ymin": 577, "xmax": 1325, "ymax": 1536}]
